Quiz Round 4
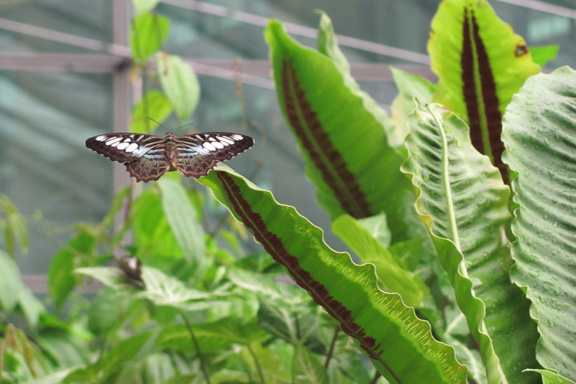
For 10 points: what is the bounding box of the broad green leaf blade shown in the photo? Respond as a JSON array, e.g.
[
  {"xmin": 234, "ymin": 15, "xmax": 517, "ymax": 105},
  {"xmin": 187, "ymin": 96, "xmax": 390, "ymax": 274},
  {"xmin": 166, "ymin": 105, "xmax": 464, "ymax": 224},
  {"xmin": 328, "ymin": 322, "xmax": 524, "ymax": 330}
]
[
  {"xmin": 402, "ymin": 101, "xmax": 539, "ymax": 383},
  {"xmin": 199, "ymin": 168, "xmax": 467, "ymax": 383},
  {"xmin": 48, "ymin": 232, "xmax": 97, "ymax": 310},
  {"xmin": 130, "ymin": 13, "xmax": 169, "ymax": 64},
  {"xmin": 158, "ymin": 178, "xmax": 205, "ymax": 273},
  {"xmin": 502, "ymin": 67, "xmax": 576, "ymax": 380},
  {"xmin": 157, "ymin": 53, "xmax": 200, "ymax": 124},
  {"xmin": 130, "ymin": 90, "xmax": 173, "ymax": 134},
  {"xmin": 526, "ymin": 370, "xmax": 576, "ymax": 384},
  {"xmin": 332, "ymin": 214, "xmax": 427, "ymax": 307},
  {"xmin": 428, "ymin": 0, "xmax": 540, "ymax": 174},
  {"xmin": 265, "ymin": 20, "xmax": 421, "ymax": 243}
]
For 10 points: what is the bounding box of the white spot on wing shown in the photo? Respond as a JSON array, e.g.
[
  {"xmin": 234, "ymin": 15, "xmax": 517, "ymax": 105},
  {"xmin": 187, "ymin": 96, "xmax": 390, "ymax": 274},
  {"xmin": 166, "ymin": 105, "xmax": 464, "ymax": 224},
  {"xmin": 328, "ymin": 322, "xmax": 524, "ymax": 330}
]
[
  {"xmin": 126, "ymin": 143, "xmax": 139, "ymax": 152},
  {"xmin": 105, "ymin": 137, "xmax": 122, "ymax": 146},
  {"xmin": 95, "ymin": 135, "xmax": 107, "ymax": 141},
  {"xmin": 232, "ymin": 134, "xmax": 243, "ymax": 141},
  {"xmin": 212, "ymin": 141, "xmax": 224, "ymax": 149},
  {"xmin": 117, "ymin": 142, "xmax": 130, "ymax": 150},
  {"xmin": 203, "ymin": 142, "xmax": 216, "ymax": 151}
]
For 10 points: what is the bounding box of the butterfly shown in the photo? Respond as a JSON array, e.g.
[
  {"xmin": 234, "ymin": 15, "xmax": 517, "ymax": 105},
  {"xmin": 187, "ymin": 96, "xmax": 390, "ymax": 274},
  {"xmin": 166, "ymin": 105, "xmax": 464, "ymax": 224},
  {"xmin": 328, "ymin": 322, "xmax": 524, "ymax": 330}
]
[{"xmin": 86, "ymin": 131, "xmax": 254, "ymax": 182}]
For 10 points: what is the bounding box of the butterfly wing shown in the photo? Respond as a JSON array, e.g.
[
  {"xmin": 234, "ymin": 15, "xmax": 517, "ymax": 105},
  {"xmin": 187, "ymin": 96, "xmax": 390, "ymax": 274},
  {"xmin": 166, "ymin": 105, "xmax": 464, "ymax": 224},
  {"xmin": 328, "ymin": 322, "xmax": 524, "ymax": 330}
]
[
  {"xmin": 173, "ymin": 133, "xmax": 254, "ymax": 178},
  {"xmin": 86, "ymin": 133, "xmax": 170, "ymax": 182}
]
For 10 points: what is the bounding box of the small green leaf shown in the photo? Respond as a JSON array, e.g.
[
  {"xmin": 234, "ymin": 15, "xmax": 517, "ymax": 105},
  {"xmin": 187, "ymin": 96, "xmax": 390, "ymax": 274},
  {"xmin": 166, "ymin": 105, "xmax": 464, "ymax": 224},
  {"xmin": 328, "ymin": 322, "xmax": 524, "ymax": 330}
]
[
  {"xmin": 0, "ymin": 194, "xmax": 29, "ymax": 256},
  {"xmin": 130, "ymin": 13, "xmax": 169, "ymax": 64},
  {"xmin": 100, "ymin": 333, "xmax": 152, "ymax": 378},
  {"xmin": 316, "ymin": 11, "xmax": 350, "ymax": 77},
  {"xmin": 157, "ymin": 53, "xmax": 200, "ymax": 124},
  {"xmin": 17, "ymin": 288, "xmax": 45, "ymax": 328},
  {"xmin": 130, "ymin": 90, "xmax": 173, "ymax": 134},
  {"xmin": 390, "ymin": 67, "xmax": 436, "ymax": 145},
  {"xmin": 332, "ymin": 214, "xmax": 427, "ymax": 307},
  {"xmin": 158, "ymin": 178, "xmax": 205, "ymax": 272},
  {"xmin": 526, "ymin": 369, "xmax": 576, "ymax": 384},
  {"xmin": 48, "ymin": 232, "xmax": 97, "ymax": 310},
  {"xmin": 131, "ymin": 0, "xmax": 160, "ymax": 15},
  {"xmin": 0, "ymin": 250, "xmax": 24, "ymax": 311},
  {"xmin": 132, "ymin": 189, "xmax": 182, "ymax": 260},
  {"xmin": 292, "ymin": 344, "xmax": 329, "ymax": 384},
  {"xmin": 88, "ymin": 288, "xmax": 123, "ymax": 335},
  {"xmin": 528, "ymin": 45, "xmax": 559, "ymax": 68},
  {"xmin": 136, "ymin": 267, "xmax": 213, "ymax": 311}
]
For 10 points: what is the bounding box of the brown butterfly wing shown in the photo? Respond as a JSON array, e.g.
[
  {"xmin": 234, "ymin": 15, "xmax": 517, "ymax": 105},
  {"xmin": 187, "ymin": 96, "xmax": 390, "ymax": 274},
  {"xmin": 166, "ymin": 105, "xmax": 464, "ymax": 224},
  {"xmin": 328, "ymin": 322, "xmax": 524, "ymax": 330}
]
[
  {"xmin": 86, "ymin": 133, "xmax": 169, "ymax": 182},
  {"xmin": 172, "ymin": 133, "xmax": 254, "ymax": 178}
]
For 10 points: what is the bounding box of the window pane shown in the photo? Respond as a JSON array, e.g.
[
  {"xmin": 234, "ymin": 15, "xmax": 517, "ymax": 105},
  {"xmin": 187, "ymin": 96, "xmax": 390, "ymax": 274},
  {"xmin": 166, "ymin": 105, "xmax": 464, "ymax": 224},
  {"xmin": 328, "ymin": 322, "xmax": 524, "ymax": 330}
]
[
  {"xmin": 0, "ymin": 71, "xmax": 113, "ymax": 273},
  {"xmin": 0, "ymin": 0, "xmax": 112, "ymax": 53}
]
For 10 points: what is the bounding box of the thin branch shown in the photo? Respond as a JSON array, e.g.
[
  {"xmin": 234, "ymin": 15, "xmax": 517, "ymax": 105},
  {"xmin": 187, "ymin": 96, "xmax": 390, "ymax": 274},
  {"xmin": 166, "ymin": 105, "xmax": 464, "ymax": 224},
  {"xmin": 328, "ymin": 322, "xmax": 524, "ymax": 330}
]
[
  {"xmin": 180, "ymin": 311, "xmax": 211, "ymax": 384},
  {"xmin": 324, "ymin": 325, "xmax": 339, "ymax": 369}
]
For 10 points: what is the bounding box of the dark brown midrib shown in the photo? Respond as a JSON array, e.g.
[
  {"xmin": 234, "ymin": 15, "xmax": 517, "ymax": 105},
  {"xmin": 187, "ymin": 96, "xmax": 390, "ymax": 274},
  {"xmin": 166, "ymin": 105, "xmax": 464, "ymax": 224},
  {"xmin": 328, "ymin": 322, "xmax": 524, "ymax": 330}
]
[
  {"xmin": 462, "ymin": 8, "xmax": 506, "ymax": 180},
  {"xmin": 281, "ymin": 60, "xmax": 373, "ymax": 218},
  {"xmin": 216, "ymin": 171, "xmax": 384, "ymax": 361}
]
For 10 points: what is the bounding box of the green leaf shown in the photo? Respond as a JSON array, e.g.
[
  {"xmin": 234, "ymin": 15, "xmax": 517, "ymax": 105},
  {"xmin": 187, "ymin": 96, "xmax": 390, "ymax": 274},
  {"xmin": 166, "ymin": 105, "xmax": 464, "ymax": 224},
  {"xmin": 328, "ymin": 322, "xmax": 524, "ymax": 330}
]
[
  {"xmin": 100, "ymin": 333, "xmax": 152, "ymax": 378},
  {"xmin": 316, "ymin": 11, "xmax": 350, "ymax": 77},
  {"xmin": 132, "ymin": 189, "xmax": 183, "ymax": 260},
  {"xmin": 526, "ymin": 370, "xmax": 576, "ymax": 384},
  {"xmin": 501, "ymin": 67, "xmax": 576, "ymax": 380},
  {"xmin": 157, "ymin": 53, "xmax": 200, "ymax": 124},
  {"xmin": 76, "ymin": 266, "xmax": 138, "ymax": 293},
  {"xmin": 528, "ymin": 45, "xmax": 559, "ymax": 68},
  {"xmin": 332, "ymin": 214, "xmax": 427, "ymax": 307},
  {"xmin": 130, "ymin": 13, "xmax": 169, "ymax": 64},
  {"xmin": 0, "ymin": 250, "xmax": 23, "ymax": 311},
  {"xmin": 390, "ymin": 67, "xmax": 436, "ymax": 145},
  {"xmin": 428, "ymin": 0, "xmax": 540, "ymax": 174},
  {"xmin": 199, "ymin": 168, "xmax": 467, "ymax": 383},
  {"xmin": 265, "ymin": 20, "xmax": 423, "ymax": 244},
  {"xmin": 38, "ymin": 329, "xmax": 92, "ymax": 369},
  {"xmin": 130, "ymin": 90, "xmax": 173, "ymax": 134},
  {"xmin": 17, "ymin": 288, "xmax": 45, "ymax": 328},
  {"xmin": 88, "ymin": 288, "xmax": 123, "ymax": 335},
  {"xmin": 402, "ymin": 101, "xmax": 539, "ymax": 383},
  {"xmin": 0, "ymin": 194, "xmax": 29, "ymax": 256},
  {"xmin": 48, "ymin": 232, "xmax": 97, "ymax": 310},
  {"xmin": 292, "ymin": 344, "xmax": 328, "ymax": 384},
  {"xmin": 131, "ymin": 0, "xmax": 160, "ymax": 15},
  {"xmin": 136, "ymin": 267, "xmax": 214, "ymax": 311},
  {"xmin": 158, "ymin": 178, "xmax": 205, "ymax": 273}
]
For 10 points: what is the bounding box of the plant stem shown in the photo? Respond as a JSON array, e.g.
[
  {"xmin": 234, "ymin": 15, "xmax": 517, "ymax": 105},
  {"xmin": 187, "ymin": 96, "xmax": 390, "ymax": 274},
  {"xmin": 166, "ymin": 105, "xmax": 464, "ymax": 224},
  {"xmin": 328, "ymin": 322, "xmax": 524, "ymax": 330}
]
[
  {"xmin": 180, "ymin": 311, "xmax": 211, "ymax": 384},
  {"xmin": 369, "ymin": 371, "xmax": 382, "ymax": 384},
  {"xmin": 246, "ymin": 342, "xmax": 266, "ymax": 384},
  {"xmin": 324, "ymin": 326, "xmax": 339, "ymax": 369}
]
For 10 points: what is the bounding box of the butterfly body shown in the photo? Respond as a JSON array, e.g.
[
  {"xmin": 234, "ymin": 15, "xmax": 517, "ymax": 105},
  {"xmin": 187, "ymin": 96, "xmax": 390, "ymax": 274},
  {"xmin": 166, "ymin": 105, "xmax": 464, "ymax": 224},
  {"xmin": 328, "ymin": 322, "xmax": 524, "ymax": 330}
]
[{"xmin": 86, "ymin": 131, "xmax": 254, "ymax": 182}]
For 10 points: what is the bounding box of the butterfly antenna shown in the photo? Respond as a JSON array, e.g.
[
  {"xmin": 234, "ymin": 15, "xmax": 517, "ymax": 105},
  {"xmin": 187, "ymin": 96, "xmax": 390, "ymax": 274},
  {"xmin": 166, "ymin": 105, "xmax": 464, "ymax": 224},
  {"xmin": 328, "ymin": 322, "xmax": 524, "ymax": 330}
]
[
  {"xmin": 177, "ymin": 122, "xmax": 196, "ymax": 135},
  {"xmin": 147, "ymin": 117, "xmax": 166, "ymax": 131}
]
